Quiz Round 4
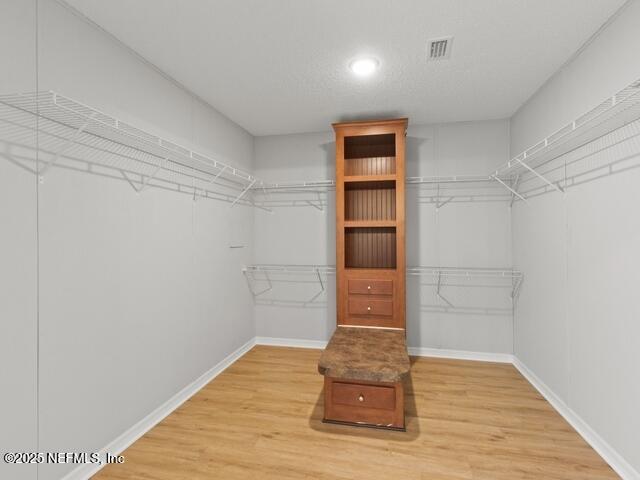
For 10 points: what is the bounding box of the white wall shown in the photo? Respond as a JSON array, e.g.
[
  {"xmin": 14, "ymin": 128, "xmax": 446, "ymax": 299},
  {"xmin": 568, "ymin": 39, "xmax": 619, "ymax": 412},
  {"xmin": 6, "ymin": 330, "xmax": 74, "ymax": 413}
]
[
  {"xmin": 253, "ymin": 131, "xmax": 336, "ymax": 342},
  {"xmin": 510, "ymin": 0, "xmax": 640, "ymax": 476},
  {"xmin": 253, "ymin": 120, "xmax": 513, "ymax": 354},
  {"xmin": 0, "ymin": 2, "xmax": 38, "ymax": 480},
  {"xmin": 1, "ymin": 1, "xmax": 256, "ymax": 479}
]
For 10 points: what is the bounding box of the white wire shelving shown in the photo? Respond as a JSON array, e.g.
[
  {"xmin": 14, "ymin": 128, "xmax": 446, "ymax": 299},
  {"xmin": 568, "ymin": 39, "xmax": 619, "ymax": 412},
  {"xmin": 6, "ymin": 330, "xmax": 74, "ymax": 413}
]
[
  {"xmin": 250, "ymin": 174, "xmax": 517, "ymax": 210},
  {"xmin": 3, "ymin": 79, "xmax": 637, "ymax": 211},
  {"xmin": 406, "ymin": 266, "xmax": 523, "ymax": 307},
  {"xmin": 251, "ymin": 180, "xmax": 335, "ymax": 210},
  {"xmin": 251, "ymin": 77, "xmax": 640, "ymax": 208},
  {"xmin": 243, "ymin": 264, "xmax": 336, "ymax": 306},
  {"xmin": 492, "ymin": 77, "xmax": 640, "ymax": 200},
  {"xmin": 406, "ymin": 175, "xmax": 515, "ymax": 207},
  {"xmin": 243, "ymin": 264, "xmax": 522, "ymax": 309},
  {"xmin": 0, "ymin": 91, "xmax": 270, "ymax": 210}
]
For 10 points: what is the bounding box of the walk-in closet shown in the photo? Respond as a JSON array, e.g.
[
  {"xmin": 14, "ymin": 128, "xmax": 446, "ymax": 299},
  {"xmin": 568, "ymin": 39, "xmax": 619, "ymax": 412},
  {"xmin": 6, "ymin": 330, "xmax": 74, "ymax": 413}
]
[{"xmin": 1, "ymin": 1, "xmax": 639, "ymax": 479}]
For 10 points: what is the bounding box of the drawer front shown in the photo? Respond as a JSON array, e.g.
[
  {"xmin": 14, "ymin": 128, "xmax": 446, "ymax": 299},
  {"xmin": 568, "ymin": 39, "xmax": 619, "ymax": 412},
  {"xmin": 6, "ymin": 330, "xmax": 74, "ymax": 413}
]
[
  {"xmin": 348, "ymin": 297, "xmax": 393, "ymax": 317},
  {"xmin": 348, "ymin": 279, "xmax": 393, "ymax": 296},
  {"xmin": 332, "ymin": 382, "xmax": 396, "ymax": 410}
]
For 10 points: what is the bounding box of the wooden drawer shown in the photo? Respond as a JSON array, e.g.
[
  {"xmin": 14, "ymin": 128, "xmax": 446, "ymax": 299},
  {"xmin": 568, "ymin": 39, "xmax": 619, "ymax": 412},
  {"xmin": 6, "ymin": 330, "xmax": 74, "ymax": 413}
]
[
  {"xmin": 332, "ymin": 382, "xmax": 396, "ymax": 410},
  {"xmin": 323, "ymin": 377, "xmax": 405, "ymax": 430},
  {"xmin": 348, "ymin": 279, "xmax": 393, "ymax": 296},
  {"xmin": 348, "ymin": 297, "xmax": 393, "ymax": 317}
]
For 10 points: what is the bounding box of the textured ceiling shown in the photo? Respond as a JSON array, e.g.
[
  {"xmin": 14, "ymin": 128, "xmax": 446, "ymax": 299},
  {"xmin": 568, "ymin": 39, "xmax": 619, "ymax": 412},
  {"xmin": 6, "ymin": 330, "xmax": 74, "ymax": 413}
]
[{"xmin": 63, "ymin": 0, "xmax": 626, "ymax": 136}]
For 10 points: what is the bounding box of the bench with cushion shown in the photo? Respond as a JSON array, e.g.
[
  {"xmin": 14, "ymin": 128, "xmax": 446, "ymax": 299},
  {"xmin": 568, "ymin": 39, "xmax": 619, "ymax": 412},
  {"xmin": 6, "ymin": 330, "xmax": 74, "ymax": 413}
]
[{"xmin": 318, "ymin": 326, "xmax": 410, "ymax": 430}]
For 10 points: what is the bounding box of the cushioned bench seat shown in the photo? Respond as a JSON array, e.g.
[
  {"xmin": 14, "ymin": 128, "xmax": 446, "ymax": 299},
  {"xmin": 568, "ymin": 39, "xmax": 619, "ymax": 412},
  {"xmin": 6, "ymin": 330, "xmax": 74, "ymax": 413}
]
[{"xmin": 318, "ymin": 326, "xmax": 410, "ymax": 384}]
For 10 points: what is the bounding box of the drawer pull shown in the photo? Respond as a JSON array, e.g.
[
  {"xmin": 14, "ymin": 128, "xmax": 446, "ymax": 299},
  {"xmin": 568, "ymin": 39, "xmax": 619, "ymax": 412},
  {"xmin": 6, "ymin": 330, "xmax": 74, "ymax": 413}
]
[
  {"xmin": 367, "ymin": 285, "xmax": 371, "ymax": 290},
  {"xmin": 367, "ymin": 306, "xmax": 371, "ymax": 311},
  {"xmin": 358, "ymin": 394, "xmax": 365, "ymax": 402}
]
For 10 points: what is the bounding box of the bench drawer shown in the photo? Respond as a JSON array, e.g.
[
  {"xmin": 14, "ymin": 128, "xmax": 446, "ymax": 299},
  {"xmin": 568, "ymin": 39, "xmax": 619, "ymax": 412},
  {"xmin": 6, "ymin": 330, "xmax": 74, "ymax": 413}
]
[
  {"xmin": 348, "ymin": 279, "xmax": 393, "ymax": 296},
  {"xmin": 332, "ymin": 382, "xmax": 396, "ymax": 410},
  {"xmin": 323, "ymin": 377, "xmax": 405, "ymax": 430},
  {"xmin": 348, "ymin": 297, "xmax": 393, "ymax": 317}
]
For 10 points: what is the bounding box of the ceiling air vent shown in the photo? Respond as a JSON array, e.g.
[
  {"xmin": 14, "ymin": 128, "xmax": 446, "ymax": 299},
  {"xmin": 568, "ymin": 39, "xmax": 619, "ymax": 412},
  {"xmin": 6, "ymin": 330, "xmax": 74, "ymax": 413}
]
[{"xmin": 427, "ymin": 36, "xmax": 453, "ymax": 61}]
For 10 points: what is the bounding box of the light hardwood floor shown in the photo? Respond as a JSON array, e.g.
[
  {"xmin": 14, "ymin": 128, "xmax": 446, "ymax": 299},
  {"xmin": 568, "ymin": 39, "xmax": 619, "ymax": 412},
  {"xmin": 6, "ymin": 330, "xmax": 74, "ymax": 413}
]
[{"xmin": 94, "ymin": 346, "xmax": 618, "ymax": 479}]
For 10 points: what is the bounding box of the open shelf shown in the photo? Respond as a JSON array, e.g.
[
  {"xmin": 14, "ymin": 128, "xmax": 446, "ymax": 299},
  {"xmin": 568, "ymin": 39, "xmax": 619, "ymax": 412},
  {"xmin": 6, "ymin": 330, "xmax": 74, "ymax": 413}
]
[
  {"xmin": 345, "ymin": 157, "xmax": 396, "ymax": 176},
  {"xmin": 0, "ymin": 91, "xmax": 267, "ymax": 208},
  {"xmin": 344, "ymin": 132, "xmax": 396, "ymax": 176},
  {"xmin": 345, "ymin": 180, "xmax": 396, "ymax": 221},
  {"xmin": 345, "ymin": 227, "xmax": 396, "ymax": 269}
]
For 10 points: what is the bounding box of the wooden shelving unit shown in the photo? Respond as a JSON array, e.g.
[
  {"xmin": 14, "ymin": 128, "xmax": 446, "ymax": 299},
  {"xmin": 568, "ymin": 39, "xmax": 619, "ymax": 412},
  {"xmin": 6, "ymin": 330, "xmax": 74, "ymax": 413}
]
[
  {"xmin": 334, "ymin": 118, "xmax": 407, "ymax": 329},
  {"xmin": 319, "ymin": 118, "xmax": 409, "ymax": 431}
]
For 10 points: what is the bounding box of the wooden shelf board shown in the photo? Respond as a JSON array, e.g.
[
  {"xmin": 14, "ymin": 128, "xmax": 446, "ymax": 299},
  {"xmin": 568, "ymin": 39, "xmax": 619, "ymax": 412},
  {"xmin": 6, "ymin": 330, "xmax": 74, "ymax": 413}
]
[
  {"xmin": 344, "ymin": 220, "xmax": 396, "ymax": 228},
  {"xmin": 344, "ymin": 267, "xmax": 397, "ymax": 272},
  {"xmin": 343, "ymin": 174, "xmax": 396, "ymax": 183}
]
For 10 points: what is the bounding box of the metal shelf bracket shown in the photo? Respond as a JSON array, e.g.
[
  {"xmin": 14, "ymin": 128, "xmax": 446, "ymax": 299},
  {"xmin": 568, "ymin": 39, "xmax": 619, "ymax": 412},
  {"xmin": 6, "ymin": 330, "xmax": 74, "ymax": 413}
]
[
  {"xmin": 305, "ymin": 268, "xmax": 326, "ymax": 305},
  {"xmin": 491, "ymin": 175, "xmax": 528, "ymax": 203},
  {"xmin": 436, "ymin": 271, "xmax": 455, "ymax": 308},
  {"xmin": 243, "ymin": 268, "xmax": 273, "ymax": 298},
  {"xmin": 39, "ymin": 112, "xmax": 97, "ymax": 182},
  {"xmin": 231, "ymin": 178, "xmax": 257, "ymax": 208},
  {"xmin": 515, "ymin": 156, "xmax": 564, "ymax": 194}
]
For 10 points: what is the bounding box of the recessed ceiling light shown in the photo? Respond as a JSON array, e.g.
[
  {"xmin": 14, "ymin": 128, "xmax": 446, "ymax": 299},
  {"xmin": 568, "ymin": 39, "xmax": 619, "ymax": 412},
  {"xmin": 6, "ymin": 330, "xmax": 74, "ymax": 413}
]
[{"xmin": 349, "ymin": 57, "xmax": 379, "ymax": 76}]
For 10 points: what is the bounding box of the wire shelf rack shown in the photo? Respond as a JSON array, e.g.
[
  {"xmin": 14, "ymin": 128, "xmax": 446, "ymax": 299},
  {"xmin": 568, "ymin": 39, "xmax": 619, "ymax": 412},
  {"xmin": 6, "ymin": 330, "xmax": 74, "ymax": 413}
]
[
  {"xmin": 407, "ymin": 266, "xmax": 523, "ymax": 306},
  {"xmin": 492, "ymin": 77, "xmax": 640, "ymax": 198},
  {"xmin": 243, "ymin": 264, "xmax": 336, "ymax": 306},
  {"xmin": 251, "ymin": 175, "xmax": 517, "ymax": 209},
  {"xmin": 0, "ymin": 91, "xmax": 268, "ymax": 209},
  {"xmin": 252, "ymin": 78, "xmax": 640, "ymax": 208},
  {"xmin": 251, "ymin": 180, "xmax": 335, "ymax": 210},
  {"xmin": 243, "ymin": 264, "xmax": 523, "ymax": 308}
]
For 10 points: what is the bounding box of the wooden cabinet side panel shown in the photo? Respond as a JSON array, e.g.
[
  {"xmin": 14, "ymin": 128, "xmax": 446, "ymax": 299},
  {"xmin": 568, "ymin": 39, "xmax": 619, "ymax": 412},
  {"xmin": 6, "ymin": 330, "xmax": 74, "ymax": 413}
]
[
  {"xmin": 335, "ymin": 132, "xmax": 346, "ymax": 325},
  {"xmin": 394, "ymin": 125, "xmax": 406, "ymax": 330}
]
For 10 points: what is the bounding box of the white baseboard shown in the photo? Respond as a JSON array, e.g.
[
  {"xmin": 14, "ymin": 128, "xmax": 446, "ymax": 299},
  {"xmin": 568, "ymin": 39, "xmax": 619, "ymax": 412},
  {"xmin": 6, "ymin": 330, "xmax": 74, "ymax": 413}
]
[
  {"xmin": 513, "ymin": 357, "xmax": 639, "ymax": 480},
  {"xmin": 255, "ymin": 336, "xmax": 513, "ymax": 364},
  {"xmin": 255, "ymin": 336, "xmax": 328, "ymax": 349},
  {"xmin": 408, "ymin": 346, "xmax": 513, "ymax": 363},
  {"xmin": 62, "ymin": 337, "xmax": 256, "ymax": 480}
]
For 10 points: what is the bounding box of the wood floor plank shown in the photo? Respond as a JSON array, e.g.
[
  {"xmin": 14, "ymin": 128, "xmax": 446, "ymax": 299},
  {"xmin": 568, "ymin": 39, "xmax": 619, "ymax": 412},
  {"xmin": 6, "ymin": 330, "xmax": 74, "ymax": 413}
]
[{"xmin": 93, "ymin": 346, "xmax": 619, "ymax": 479}]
